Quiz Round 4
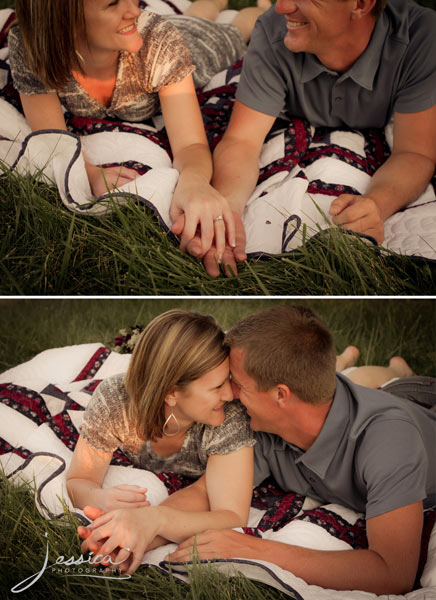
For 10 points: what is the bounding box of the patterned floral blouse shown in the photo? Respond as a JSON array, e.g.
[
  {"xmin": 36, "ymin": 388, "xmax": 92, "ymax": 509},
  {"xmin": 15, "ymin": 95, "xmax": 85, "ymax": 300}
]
[
  {"xmin": 80, "ymin": 373, "xmax": 255, "ymax": 478},
  {"xmin": 7, "ymin": 12, "xmax": 245, "ymax": 122}
]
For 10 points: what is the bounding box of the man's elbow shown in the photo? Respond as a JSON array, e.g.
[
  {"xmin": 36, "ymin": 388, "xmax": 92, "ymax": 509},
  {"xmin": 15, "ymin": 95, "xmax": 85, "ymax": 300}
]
[{"xmin": 372, "ymin": 561, "xmax": 417, "ymax": 595}]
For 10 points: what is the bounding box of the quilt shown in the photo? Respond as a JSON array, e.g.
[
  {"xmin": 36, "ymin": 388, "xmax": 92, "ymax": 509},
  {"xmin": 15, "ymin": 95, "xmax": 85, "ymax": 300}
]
[
  {"xmin": 1, "ymin": 343, "xmax": 435, "ymax": 600},
  {"xmin": 0, "ymin": 5, "xmax": 436, "ymax": 261}
]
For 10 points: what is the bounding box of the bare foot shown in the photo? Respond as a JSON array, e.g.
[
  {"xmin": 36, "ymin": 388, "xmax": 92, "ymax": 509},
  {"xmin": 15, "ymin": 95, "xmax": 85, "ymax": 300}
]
[
  {"xmin": 336, "ymin": 346, "xmax": 360, "ymax": 371},
  {"xmin": 388, "ymin": 356, "xmax": 415, "ymax": 378},
  {"xmin": 184, "ymin": 0, "xmax": 228, "ymax": 20}
]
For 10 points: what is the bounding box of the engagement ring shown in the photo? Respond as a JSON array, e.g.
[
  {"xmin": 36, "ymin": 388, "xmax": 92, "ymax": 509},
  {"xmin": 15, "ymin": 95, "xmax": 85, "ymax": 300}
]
[
  {"xmin": 214, "ymin": 215, "xmax": 223, "ymax": 222},
  {"xmin": 122, "ymin": 547, "xmax": 132, "ymax": 552}
]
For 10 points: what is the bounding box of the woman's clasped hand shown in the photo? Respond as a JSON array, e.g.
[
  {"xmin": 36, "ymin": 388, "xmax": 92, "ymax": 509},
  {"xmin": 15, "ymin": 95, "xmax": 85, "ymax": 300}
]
[
  {"xmin": 79, "ymin": 505, "xmax": 162, "ymax": 574},
  {"xmin": 170, "ymin": 174, "xmax": 236, "ymax": 261}
]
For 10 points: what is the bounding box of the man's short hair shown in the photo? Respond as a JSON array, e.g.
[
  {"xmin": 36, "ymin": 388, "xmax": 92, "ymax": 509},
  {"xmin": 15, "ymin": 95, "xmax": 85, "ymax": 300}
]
[{"xmin": 225, "ymin": 305, "xmax": 337, "ymax": 404}]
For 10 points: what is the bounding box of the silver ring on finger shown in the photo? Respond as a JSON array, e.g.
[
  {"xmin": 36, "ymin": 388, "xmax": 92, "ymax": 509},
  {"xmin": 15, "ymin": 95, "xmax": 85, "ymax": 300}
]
[
  {"xmin": 214, "ymin": 215, "xmax": 223, "ymax": 223},
  {"xmin": 122, "ymin": 547, "xmax": 132, "ymax": 553}
]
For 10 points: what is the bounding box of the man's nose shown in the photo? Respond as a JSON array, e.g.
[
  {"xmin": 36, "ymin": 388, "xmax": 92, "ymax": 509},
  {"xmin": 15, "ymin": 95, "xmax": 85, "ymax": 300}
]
[
  {"xmin": 230, "ymin": 381, "xmax": 240, "ymax": 398},
  {"xmin": 275, "ymin": 0, "xmax": 298, "ymax": 15}
]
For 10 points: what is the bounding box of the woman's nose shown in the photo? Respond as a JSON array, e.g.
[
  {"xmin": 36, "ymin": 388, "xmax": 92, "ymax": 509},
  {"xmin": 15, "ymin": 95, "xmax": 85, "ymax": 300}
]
[
  {"xmin": 221, "ymin": 380, "xmax": 235, "ymax": 402},
  {"xmin": 125, "ymin": 0, "xmax": 141, "ymax": 18}
]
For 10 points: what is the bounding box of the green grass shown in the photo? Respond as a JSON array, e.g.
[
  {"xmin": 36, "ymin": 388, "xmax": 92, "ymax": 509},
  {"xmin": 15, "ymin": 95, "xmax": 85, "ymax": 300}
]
[
  {"xmin": 1, "ymin": 297, "xmax": 435, "ymax": 374},
  {"xmin": 0, "ymin": 473, "xmax": 293, "ymax": 600},
  {"xmin": 2, "ymin": 166, "xmax": 436, "ymax": 295}
]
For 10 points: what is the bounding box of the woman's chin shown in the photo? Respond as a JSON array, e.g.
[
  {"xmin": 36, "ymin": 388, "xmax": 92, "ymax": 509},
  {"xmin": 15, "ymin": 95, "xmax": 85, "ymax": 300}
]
[
  {"xmin": 119, "ymin": 35, "xmax": 143, "ymax": 54},
  {"xmin": 206, "ymin": 411, "xmax": 226, "ymax": 427},
  {"xmin": 130, "ymin": 37, "xmax": 143, "ymax": 53}
]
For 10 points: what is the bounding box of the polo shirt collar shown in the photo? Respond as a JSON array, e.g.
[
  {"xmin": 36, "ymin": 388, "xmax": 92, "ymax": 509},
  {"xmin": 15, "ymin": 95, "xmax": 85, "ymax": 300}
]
[
  {"xmin": 300, "ymin": 12, "xmax": 389, "ymax": 91},
  {"xmin": 292, "ymin": 375, "xmax": 351, "ymax": 478}
]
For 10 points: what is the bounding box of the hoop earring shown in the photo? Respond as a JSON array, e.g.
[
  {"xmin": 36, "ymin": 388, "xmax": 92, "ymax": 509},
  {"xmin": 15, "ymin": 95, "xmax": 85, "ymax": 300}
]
[
  {"xmin": 163, "ymin": 409, "xmax": 180, "ymax": 437},
  {"xmin": 75, "ymin": 49, "xmax": 85, "ymax": 65}
]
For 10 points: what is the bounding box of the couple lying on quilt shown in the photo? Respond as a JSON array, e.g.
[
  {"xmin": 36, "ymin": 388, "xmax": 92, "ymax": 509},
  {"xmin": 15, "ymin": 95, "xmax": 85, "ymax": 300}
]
[
  {"xmin": 67, "ymin": 305, "xmax": 436, "ymax": 595},
  {"xmin": 9, "ymin": 0, "xmax": 436, "ymax": 277}
]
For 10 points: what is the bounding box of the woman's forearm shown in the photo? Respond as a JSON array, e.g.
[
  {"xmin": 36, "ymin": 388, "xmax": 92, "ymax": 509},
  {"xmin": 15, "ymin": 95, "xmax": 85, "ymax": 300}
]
[
  {"xmin": 67, "ymin": 478, "xmax": 104, "ymax": 509},
  {"xmin": 173, "ymin": 142, "xmax": 213, "ymax": 183},
  {"xmin": 19, "ymin": 91, "xmax": 67, "ymax": 132}
]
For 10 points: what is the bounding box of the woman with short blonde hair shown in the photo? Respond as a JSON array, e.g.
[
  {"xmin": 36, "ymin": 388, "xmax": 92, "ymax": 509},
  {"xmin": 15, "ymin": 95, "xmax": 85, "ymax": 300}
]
[{"xmin": 67, "ymin": 309, "xmax": 254, "ymax": 574}]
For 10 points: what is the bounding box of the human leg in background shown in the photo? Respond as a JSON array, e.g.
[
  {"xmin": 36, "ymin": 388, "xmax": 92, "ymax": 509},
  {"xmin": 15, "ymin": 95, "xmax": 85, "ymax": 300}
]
[
  {"xmin": 184, "ymin": 0, "xmax": 271, "ymax": 43},
  {"xmin": 184, "ymin": 0, "xmax": 228, "ymax": 21},
  {"xmin": 336, "ymin": 346, "xmax": 414, "ymax": 388}
]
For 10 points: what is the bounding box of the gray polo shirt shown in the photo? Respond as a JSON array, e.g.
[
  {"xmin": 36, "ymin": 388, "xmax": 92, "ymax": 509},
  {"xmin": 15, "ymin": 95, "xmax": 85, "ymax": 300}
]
[
  {"xmin": 254, "ymin": 374, "xmax": 436, "ymax": 519},
  {"xmin": 236, "ymin": 0, "xmax": 436, "ymax": 128}
]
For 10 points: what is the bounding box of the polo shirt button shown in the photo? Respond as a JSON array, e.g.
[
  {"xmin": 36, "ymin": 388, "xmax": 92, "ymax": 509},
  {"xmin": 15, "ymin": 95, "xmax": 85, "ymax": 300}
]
[{"xmin": 335, "ymin": 96, "xmax": 343, "ymax": 102}]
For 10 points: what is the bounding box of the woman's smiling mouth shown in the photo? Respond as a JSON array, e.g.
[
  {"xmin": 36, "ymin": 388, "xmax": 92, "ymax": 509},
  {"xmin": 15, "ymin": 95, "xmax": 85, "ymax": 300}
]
[{"xmin": 118, "ymin": 23, "xmax": 137, "ymax": 35}]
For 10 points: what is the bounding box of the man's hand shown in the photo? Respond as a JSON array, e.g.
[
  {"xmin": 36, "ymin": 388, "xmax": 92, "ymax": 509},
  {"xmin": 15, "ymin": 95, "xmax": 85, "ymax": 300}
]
[
  {"xmin": 329, "ymin": 107, "xmax": 436, "ymax": 245},
  {"xmin": 186, "ymin": 212, "xmax": 247, "ymax": 277},
  {"xmin": 329, "ymin": 194, "xmax": 384, "ymax": 243},
  {"xmin": 78, "ymin": 505, "xmax": 106, "ymax": 554},
  {"xmin": 168, "ymin": 529, "xmax": 252, "ymax": 562},
  {"xmin": 86, "ymin": 164, "xmax": 139, "ymax": 198}
]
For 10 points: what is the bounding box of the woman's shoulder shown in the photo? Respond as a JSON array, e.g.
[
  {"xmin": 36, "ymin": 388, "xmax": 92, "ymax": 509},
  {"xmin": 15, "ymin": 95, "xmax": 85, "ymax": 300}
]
[
  {"xmin": 198, "ymin": 400, "xmax": 255, "ymax": 456},
  {"xmin": 122, "ymin": 10, "xmax": 194, "ymax": 96},
  {"xmin": 7, "ymin": 23, "xmax": 24, "ymax": 58},
  {"xmin": 8, "ymin": 22, "xmax": 20, "ymax": 40},
  {"xmin": 136, "ymin": 10, "xmax": 185, "ymax": 43},
  {"xmin": 224, "ymin": 399, "xmax": 250, "ymax": 421},
  {"xmin": 93, "ymin": 373, "xmax": 129, "ymax": 408}
]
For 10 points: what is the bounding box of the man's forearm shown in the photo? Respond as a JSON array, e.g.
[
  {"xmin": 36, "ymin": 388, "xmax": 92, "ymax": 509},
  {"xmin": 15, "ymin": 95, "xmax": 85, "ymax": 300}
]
[
  {"xmin": 368, "ymin": 151, "xmax": 435, "ymax": 220},
  {"xmin": 212, "ymin": 137, "xmax": 260, "ymax": 215},
  {"xmin": 242, "ymin": 538, "xmax": 414, "ymax": 595},
  {"xmin": 157, "ymin": 505, "xmax": 246, "ymax": 545},
  {"xmin": 148, "ymin": 479, "xmax": 211, "ymax": 549}
]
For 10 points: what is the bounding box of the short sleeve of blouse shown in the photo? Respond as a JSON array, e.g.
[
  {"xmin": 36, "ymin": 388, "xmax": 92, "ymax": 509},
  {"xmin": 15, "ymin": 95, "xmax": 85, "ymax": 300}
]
[
  {"xmin": 7, "ymin": 25, "xmax": 53, "ymax": 95},
  {"xmin": 135, "ymin": 12, "xmax": 195, "ymax": 94},
  {"xmin": 202, "ymin": 400, "xmax": 255, "ymax": 457},
  {"xmin": 80, "ymin": 374, "xmax": 130, "ymax": 453}
]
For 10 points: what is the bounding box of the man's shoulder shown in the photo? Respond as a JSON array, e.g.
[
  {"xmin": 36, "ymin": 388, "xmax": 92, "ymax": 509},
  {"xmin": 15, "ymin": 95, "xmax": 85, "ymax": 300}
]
[{"xmin": 386, "ymin": 0, "xmax": 436, "ymax": 41}]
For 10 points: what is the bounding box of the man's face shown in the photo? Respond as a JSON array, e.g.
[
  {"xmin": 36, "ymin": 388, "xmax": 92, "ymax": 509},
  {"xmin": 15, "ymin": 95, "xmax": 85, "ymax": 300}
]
[
  {"xmin": 275, "ymin": 0, "xmax": 356, "ymax": 58},
  {"xmin": 229, "ymin": 347, "xmax": 281, "ymax": 433}
]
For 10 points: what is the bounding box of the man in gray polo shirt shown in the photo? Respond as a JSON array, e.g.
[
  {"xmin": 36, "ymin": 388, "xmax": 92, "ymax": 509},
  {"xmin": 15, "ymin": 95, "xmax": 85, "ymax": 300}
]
[
  {"xmin": 187, "ymin": 0, "xmax": 436, "ymax": 277},
  {"xmin": 171, "ymin": 305, "xmax": 436, "ymax": 594}
]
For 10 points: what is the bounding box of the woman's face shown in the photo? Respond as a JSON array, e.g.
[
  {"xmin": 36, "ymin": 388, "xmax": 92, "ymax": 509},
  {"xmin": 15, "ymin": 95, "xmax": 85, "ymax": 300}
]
[
  {"xmin": 169, "ymin": 358, "xmax": 234, "ymax": 428},
  {"xmin": 82, "ymin": 0, "xmax": 143, "ymax": 55}
]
